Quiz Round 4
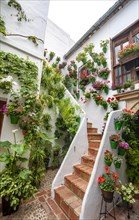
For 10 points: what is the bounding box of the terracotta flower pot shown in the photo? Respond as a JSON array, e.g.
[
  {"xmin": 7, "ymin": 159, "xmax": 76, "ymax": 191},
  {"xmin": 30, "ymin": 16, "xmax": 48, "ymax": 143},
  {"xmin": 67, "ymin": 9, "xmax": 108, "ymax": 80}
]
[{"xmin": 101, "ymin": 190, "xmax": 114, "ymax": 203}]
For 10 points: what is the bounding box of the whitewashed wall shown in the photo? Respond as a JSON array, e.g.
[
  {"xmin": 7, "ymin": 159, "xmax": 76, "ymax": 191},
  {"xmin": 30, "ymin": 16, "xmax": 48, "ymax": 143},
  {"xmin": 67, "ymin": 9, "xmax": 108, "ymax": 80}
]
[
  {"xmin": 45, "ymin": 19, "xmax": 75, "ymax": 57},
  {"xmin": 66, "ymin": 0, "xmax": 139, "ymax": 132},
  {"xmin": 0, "ymin": 0, "xmax": 50, "ymax": 169}
]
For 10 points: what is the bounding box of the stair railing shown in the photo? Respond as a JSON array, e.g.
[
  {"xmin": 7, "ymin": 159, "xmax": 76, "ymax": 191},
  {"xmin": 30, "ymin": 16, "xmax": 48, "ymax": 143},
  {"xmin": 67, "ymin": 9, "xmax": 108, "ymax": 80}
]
[
  {"xmin": 80, "ymin": 110, "xmax": 127, "ymax": 220},
  {"xmin": 51, "ymin": 89, "xmax": 88, "ymax": 198}
]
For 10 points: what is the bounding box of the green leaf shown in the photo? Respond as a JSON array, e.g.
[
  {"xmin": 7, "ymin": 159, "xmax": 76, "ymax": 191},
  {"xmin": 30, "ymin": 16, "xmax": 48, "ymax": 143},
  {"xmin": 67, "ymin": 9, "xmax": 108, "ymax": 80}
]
[{"xmin": 0, "ymin": 141, "xmax": 12, "ymax": 149}]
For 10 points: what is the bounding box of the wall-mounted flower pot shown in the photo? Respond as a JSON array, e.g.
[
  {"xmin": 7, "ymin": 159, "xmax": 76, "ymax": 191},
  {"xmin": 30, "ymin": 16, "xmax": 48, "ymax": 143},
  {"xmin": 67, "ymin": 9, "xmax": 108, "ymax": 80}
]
[
  {"xmin": 114, "ymin": 121, "xmax": 123, "ymax": 131},
  {"xmin": 104, "ymin": 159, "xmax": 112, "ymax": 166},
  {"xmin": 110, "ymin": 140, "xmax": 117, "ymax": 149},
  {"xmin": 101, "ymin": 190, "xmax": 114, "ymax": 203},
  {"xmin": 10, "ymin": 115, "xmax": 19, "ymax": 124},
  {"xmin": 118, "ymin": 148, "xmax": 126, "ymax": 156},
  {"xmin": 115, "ymin": 162, "xmax": 121, "ymax": 169}
]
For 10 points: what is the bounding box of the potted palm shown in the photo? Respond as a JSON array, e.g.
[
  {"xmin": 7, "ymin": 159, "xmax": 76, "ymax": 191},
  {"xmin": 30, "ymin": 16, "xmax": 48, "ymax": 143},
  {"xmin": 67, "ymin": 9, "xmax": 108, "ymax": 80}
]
[
  {"xmin": 0, "ymin": 130, "xmax": 36, "ymax": 215},
  {"xmin": 98, "ymin": 166, "xmax": 118, "ymax": 203},
  {"xmin": 109, "ymin": 134, "xmax": 120, "ymax": 149}
]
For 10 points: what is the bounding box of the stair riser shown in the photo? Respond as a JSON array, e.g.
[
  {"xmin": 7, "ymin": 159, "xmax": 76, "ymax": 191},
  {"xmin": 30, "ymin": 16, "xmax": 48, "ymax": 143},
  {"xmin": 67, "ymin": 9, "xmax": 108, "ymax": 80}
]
[
  {"xmin": 88, "ymin": 148, "xmax": 98, "ymax": 156},
  {"xmin": 55, "ymin": 192, "xmax": 79, "ymax": 220},
  {"xmin": 87, "ymin": 128, "xmax": 98, "ymax": 133},
  {"xmin": 89, "ymin": 142, "xmax": 100, "ymax": 148},
  {"xmin": 81, "ymin": 157, "xmax": 95, "ymax": 168},
  {"xmin": 88, "ymin": 134, "xmax": 102, "ymax": 140},
  {"xmin": 65, "ymin": 178, "xmax": 85, "ymax": 200},
  {"xmin": 87, "ymin": 123, "xmax": 92, "ymax": 128},
  {"xmin": 74, "ymin": 167, "xmax": 91, "ymax": 182}
]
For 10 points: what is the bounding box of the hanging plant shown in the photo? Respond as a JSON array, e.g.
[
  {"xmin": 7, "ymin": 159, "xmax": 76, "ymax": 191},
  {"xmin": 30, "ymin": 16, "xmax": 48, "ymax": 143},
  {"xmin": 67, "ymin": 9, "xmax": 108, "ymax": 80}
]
[
  {"xmin": 98, "ymin": 67, "xmax": 111, "ymax": 80},
  {"xmin": 100, "ymin": 39, "xmax": 109, "ymax": 53}
]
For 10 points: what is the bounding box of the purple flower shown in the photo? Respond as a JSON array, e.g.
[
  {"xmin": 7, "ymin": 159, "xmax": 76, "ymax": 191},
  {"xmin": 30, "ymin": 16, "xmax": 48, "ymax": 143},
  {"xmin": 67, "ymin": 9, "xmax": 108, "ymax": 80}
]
[{"xmin": 118, "ymin": 142, "xmax": 129, "ymax": 149}]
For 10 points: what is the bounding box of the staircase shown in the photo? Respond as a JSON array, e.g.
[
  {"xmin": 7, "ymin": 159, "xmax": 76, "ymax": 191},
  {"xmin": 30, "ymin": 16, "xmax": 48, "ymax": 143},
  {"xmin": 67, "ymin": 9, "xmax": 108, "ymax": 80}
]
[{"xmin": 54, "ymin": 122, "xmax": 102, "ymax": 220}]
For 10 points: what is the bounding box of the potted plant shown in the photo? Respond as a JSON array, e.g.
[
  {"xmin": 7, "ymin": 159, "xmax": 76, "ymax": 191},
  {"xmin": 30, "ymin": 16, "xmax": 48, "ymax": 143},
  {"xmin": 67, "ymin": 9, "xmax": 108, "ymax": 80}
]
[
  {"xmin": 0, "ymin": 130, "xmax": 36, "ymax": 215},
  {"xmin": 117, "ymin": 141, "xmax": 129, "ymax": 156},
  {"xmin": 107, "ymin": 96, "xmax": 119, "ymax": 111},
  {"xmin": 116, "ymin": 181, "xmax": 139, "ymax": 206},
  {"xmin": 98, "ymin": 67, "xmax": 110, "ymax": 80},
  {"xmin": 113, "ymin": 157, "xmax": 123, "ymax": 169},
  {"xmin": 118, "ymin": 43, "xmax": 139, "ymax": 60},
  {"xmin": 114, "ymin": 116, "xmax": 124, "ymax": 131},
  {"xmin": 1, "ymin": 99, "xmax": 25, "ymax": 124},
  {"xmin": 109, "ymin": 134, "xmax": 120, "ymax": 149},
  {"xmin": 104, "ymin": 150, "xmax": 113, "ymax": 166},
  {"xmin": 98, "ymin": 166, "xmax": 118, "ymax": 203}
]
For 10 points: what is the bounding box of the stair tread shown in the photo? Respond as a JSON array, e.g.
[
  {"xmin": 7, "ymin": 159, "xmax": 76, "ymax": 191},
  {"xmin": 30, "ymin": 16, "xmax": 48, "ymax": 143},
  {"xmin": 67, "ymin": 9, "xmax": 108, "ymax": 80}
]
[
  {"xmin": 88, "ymin": 146, "xmax": 99, "ymax": 150},
  {"xmin": 55, "ymin": 185, "xmax": 82, "ymax": 216},
  {"xmin": 65, "ymin": 174, "xmax": 88, "ymax": 192},
  {"xmin": 74, "ymin": 164, "xmax": 92, "ymax": 175},
  {"xmin": 82, "ymin": 155, "xmax": 96, "ymax": 161},
  {"xmin": 89, "ymin": 140, "xmax": 101, "ymax": 142},
  {"xmin": 88, "ymin": 133, "xmax": 102, "ymax": 135}
]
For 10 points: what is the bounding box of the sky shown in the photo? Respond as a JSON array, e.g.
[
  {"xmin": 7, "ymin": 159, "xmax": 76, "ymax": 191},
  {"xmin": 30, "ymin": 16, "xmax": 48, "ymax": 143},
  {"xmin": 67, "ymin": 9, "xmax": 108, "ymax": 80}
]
[{"xmin": 48, "ymin": 0, "xmax": 117, "ymax": 42}]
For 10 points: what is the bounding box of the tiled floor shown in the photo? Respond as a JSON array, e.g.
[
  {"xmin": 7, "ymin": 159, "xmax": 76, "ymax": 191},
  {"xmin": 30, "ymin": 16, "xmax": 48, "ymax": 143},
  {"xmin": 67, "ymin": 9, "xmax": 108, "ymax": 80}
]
[{"xmin": 0, "ymin": 169, "xmax": 139, "ymax": 220}]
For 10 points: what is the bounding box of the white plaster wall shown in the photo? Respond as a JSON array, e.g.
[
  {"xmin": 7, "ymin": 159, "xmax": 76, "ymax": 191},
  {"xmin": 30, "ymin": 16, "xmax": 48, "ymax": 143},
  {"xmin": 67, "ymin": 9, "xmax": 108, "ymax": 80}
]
[
  {"xmin": 45, "ymin": 19, "xmax": 75, "ymax": 57},
  {"xmin": 66, "ymin": 0, "xmax": 139, "ymax": 132},
  {"xmin": 0, "ymin": 0, "xmax": 50, "ymax": 170}
]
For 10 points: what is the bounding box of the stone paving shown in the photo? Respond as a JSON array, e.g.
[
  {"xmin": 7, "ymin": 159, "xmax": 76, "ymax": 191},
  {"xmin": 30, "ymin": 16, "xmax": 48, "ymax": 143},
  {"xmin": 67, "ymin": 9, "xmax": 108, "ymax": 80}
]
[{"xmin": 0, "ymin": 168, "xmax": 139, "ymax": 220}]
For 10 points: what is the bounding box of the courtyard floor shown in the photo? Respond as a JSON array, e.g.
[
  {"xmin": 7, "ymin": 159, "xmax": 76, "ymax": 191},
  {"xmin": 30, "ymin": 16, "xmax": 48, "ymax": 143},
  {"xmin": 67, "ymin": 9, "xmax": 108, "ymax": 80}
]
[{"xmin": 0, "ymin": 169, "xmax": 139, "ymax": 220}]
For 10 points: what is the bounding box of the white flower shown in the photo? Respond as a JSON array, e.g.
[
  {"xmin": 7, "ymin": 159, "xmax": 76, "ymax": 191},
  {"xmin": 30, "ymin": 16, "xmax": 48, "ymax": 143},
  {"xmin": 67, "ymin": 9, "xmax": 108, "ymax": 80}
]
[
  {"xmin": 1, "ymin": 76, "xmax": 13, "ymax": 82},
  {"xmin": 12, "ymin": 129, "xmax": 18, "ymax": 133}
]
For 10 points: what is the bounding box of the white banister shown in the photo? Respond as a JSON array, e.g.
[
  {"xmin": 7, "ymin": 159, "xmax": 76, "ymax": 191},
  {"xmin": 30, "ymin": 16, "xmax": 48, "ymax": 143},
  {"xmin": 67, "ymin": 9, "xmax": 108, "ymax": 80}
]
[
  {"xmin": 80, "ymin": 110, "xmax": 127, "ymax": 220},
  {"xmin": 51, "ymin": 89, "xmax": 87, "ymax": 198}
]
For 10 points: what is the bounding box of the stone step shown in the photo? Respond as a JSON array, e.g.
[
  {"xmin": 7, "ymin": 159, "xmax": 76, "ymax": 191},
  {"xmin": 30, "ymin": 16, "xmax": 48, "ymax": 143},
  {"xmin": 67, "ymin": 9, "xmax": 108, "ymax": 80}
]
[
  {"xmin": 88, "ymin": 133, "xmax": 102, "ymax": 140},
  {"xmin": 88, "ymin": 146, "xmax": 99, "ymax": 156},
  {"xmin": 87, "ymin": 122, "xmax": 92, "ymax": 128},
  {"xmin": 54, "ymin": 185, "xmax": 82, "ymax": 220},
  {"xmin": 73, "ymin": 164, "xmax": 92, "ymax": 182},
  {"xmin": 65, "ymin": 174, "xmax": 88, "ymax": 200},
  {"xmin": 88, "ymin": 140, "xmax": 101, "ymax": 148},
  {"xmin": 81, "ymin": 155, "xmax": 96, "ymax": 167},
  {"xmin": 87, "ymin": 127, "xmax": 98, "ymax": 133}
]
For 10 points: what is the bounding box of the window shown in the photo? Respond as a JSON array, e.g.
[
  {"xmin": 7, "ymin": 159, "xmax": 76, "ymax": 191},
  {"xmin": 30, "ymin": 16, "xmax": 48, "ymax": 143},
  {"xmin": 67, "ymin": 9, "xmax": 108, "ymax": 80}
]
[{"xmin": 111, "ymin": 20, "xmax": 139, "ymax": 86}]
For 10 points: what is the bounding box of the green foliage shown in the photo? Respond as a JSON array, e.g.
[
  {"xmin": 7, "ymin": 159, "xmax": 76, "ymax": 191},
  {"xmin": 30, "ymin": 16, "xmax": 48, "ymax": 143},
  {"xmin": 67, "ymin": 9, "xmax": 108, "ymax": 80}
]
[
  {"xmin": 63, "ymin": 75, "xmax": 73, "ymax": 92},
  {"xmin": 100, "ymin": 39, "xmax": 109, "ymax": 53},
  {"xmin": 42, "ymin": 113, "xmax": 52, "ymax": 131},
  {"xmin": 8, "ymin": 0, "xmax": 28, "ymax": 22},
  {"xmin": 28, "ymin": 36, "xmax": 38, "ymax": 46},
  {"xmin": 0, "ymin": 78, "xmax": 12, "ymax": 94},
  {"xmin": 0, "ymin": 17, "xmax": 6, "ymax": 36},
  {"xmin": 0, "ymin": 133, "xmax": 36, "ymax": 210},
  {"xmin": 121, "ymin": 112, "xmax": 139, "ymax": 184}
]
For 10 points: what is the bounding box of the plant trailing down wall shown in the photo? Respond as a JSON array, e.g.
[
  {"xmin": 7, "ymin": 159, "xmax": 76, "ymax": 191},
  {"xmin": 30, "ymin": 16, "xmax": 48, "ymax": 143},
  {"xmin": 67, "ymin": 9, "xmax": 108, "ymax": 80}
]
[
  {"xmin": 64, "ymin": 40, "xmax": 111, "ymax": 111},
  {"xmin": 0, "ymin": 51, "xmax": 53, "ymax": 187},
  {"xmin": 0, "ymin": 0, "xmax": 44, "ymax": 46},
  {"xmin": 41, "ymin": 61, "xmax": 81, "ymax": 167}
]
